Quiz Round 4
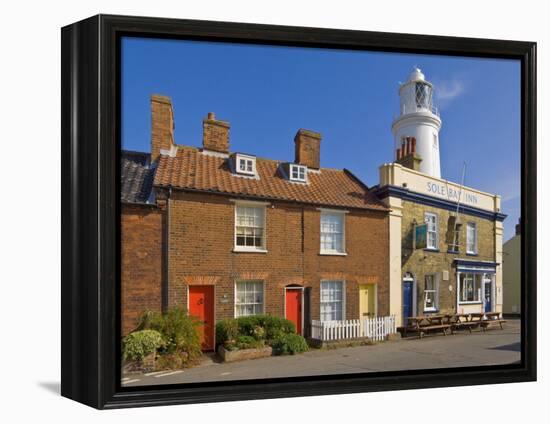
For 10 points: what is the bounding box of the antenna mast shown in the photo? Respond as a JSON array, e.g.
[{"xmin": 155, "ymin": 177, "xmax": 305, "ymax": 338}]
[
  {"xmin": 455, "ymin": 162, "xmax": 467, "ymax": 217},
  {"xmin": 449, "ymin": 162, "xmax": 467, "ymax": 251}
]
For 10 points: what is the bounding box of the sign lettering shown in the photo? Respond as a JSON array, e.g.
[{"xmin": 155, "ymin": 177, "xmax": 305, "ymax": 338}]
[{"xmin": 426, "ymin": 182, "xmax": 478, "ymax": 205}]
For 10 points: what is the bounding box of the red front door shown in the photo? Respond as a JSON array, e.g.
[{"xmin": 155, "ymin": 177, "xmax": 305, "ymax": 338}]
[
  {"xmin": 285, "ymin": 289, "xmax": 303, "ymax": 334},
  {"xmin": 189, "ymin": 285, "xmax": 215, "ymax": 351}
]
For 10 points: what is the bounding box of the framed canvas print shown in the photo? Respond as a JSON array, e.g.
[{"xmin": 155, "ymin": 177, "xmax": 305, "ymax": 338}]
[{"xmin": 61, "ymin": 14, "xmax": 536, "ymax": 409}]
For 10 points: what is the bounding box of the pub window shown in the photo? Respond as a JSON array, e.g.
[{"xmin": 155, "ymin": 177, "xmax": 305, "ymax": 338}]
[
  {"xmin": 425, "ymin": 212, "xmax": 439, "ymax": 250},
  {"xmin": 466, "ymin": 222, "xmax": 478, "ymax": 254},
  {"xmin": 458, "ymin": 273, "xmax": 482, "ymax": 303},
  {"xmin": 424, "ymin": 274, "xmax": 439, "ymax": 312}
]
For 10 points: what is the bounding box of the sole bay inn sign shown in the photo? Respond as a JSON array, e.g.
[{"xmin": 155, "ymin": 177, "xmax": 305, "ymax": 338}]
[
  {"xmin": 379, "ymin": 162, "xmax": 502, "ymax": 214},
  {"xmin": 426, "ymin": 181, "xmax": 479, "ymax": 206}
]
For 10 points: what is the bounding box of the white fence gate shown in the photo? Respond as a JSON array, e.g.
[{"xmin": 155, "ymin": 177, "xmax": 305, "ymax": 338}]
[{"xmin": 311, "ymin": 316, "xmax": 396, "ymax": 342}]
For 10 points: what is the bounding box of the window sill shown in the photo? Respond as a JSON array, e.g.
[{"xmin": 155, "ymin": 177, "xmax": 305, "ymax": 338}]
[
  {"xmin": 423, "ymin": 248, "xmax": 440, "ymax": 253},
  {"xmin": 424, "ymin": 309, "xmax": 439, "ymax": 313},
  {"xmin": 319, "ymin": 251, "xmax": 348, "ymax": 256},
  {"xmin": 233, "ymin": 247, "xmax": 268, "ymax": 254},
  {"xmin": 458, "ymin": 301, "xmax": 483, "ymax": 305},
  {"xmin": 447, "ymin": 249, "xmax": 459, "ymax": 254},
  {"xmin": 466, "ymin": 252, "xmax": 478, "ymax": 256}
]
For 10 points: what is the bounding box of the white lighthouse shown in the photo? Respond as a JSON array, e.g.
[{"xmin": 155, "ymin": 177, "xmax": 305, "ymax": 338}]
[{"xmin": 391, "ymin": 67, "xmax": 442, "ymax": 178}]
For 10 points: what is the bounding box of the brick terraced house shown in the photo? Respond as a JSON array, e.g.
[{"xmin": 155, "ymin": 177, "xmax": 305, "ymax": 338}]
[{"xmin": 121, "ymin": 94, "xmax": 391, "ymax": 349}]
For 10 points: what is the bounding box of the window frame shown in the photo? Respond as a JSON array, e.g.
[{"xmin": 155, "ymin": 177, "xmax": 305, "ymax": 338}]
[
  {"xmin": 319, "ymin": 209, "xmax": 347, "ymax": 255},
  {"xmin": 424, "ymin": 212, "xmax": 439, "ymax": 250},
  {"xmin": 423, "ymin": 274, "xmax": 439, "ymax": 312},
  {"xmin": 320, "ymin": 280, "xmax": 346, "ymax": 322},
  {"xmin": 466, "ymin": 222, "xmax": 478, "ymax": 255},
  {"xmin": 458, "ymin": 272, "xmax": 483, "ymax": 304},
  {"xmin": 233, "ymin": 200, "xmax": 268, "ymax": 253},
  {"xmin": 235, "ymin": 153, "xmax": 256, "ymax": 176},
  {"xmin": 289, "ymin": 163, "xmax": 307, "ymax": 183},
  {"xmin": 234, "ymin": 280, "xmax": 265, "ymax": 317}
]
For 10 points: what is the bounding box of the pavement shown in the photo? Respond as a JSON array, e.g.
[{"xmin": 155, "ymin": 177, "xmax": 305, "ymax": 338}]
[{"xmin": 122, "ymin": 318, "xmax": 521, "ymax": 387}]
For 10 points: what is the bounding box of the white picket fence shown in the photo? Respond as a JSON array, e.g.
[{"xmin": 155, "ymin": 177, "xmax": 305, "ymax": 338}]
[{"xmin": 310, "ymin": 315, "xmax": 396, "ymax": 342}]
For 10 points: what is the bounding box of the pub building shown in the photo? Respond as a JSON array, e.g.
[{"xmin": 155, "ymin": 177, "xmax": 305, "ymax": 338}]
[{"xmin": 373, "ymin": 67, "xmax": 506, "ymax": 328}]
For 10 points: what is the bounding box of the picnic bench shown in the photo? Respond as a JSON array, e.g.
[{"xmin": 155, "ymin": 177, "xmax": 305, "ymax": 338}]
[
  {"xmin": 404, "ymin": 312, "xmax": 506, "ymax": 339},
  {"xmin": 404, "ymin": 315, "xmax": 451, "ymax": 339},
  {"xmin": 447, "ymin": 313, "xmax": 481, "ymax": 333},
  {"xmin": 480, "ymin": 312, "xmax": 506, "ymax": 330}
]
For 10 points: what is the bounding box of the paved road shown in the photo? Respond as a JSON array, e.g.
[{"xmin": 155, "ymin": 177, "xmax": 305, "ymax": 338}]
[{"xmin": 122, "ymin": 319, "xmax": 520, "ymax": 387}]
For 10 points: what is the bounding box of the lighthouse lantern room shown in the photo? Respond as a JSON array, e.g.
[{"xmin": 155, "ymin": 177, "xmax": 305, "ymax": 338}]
[{"xmin": 391, "ymin": 67, "xmax": 442, "ymax": 178}]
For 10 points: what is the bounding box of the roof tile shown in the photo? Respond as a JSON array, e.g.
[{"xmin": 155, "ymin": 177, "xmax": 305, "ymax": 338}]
[{"xmin": 153, "ymin": 146, "xmax": 387, "ymax": 211}]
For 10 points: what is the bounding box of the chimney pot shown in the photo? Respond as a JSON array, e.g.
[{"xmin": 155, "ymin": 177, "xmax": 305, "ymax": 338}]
[
  {"xmin": 411, "ymin": 137, "xmax": 417, "ymax": 153},
  {"xmin": 207, "ymin": 112, "xmax": 215, "ymax": 120}
]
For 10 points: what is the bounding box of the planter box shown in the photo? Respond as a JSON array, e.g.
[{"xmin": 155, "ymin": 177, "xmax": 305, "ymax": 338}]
[{"xmin": 217, "ymin": 345, "xmax": 272, "ymax": 363}]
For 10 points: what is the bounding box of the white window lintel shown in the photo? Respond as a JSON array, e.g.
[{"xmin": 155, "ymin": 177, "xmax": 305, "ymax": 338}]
[{"xmin": 317, "ymin": 208, "xmax": 349, "ymax": 214}]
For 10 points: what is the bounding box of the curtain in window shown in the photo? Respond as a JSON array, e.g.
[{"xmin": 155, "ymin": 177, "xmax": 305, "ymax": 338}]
[
  {"xmin": 320, "ymin": 280, "xmax": 344, "ymax": 321},
  {"xmin": 236, "ymin": 206, "xmax": 265, "ymax": 248},
  {"xmin": 235, "ymin": 281, "xmax": 264, "ymax": 317},
  {"xmin": 321, "ymin": 213, "xmax": 344, "ymax": 253}
]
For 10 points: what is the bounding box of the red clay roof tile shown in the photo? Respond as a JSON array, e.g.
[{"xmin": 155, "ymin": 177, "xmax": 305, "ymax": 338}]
[{"xmin": 154, "ymin": 146, "xmax": 388, "ymax": 211}]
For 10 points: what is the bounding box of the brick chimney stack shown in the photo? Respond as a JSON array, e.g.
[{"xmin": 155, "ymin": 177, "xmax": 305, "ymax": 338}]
[
  {"xmin": 294, "ymin": 129, "xmax": 322, "ymax": 169},
  {"xmin": 395, "ymin": 136, "xmax": 422, "ymax": 172},
  {"xmin": 151, "ymin": 94, "xmax": 175, "ymax": 163},
  {"xmin": 202, "ymin": 112, "xmax": 230, "ymax": 153}
]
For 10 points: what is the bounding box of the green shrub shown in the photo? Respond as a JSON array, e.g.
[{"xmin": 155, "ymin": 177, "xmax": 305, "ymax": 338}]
[
  {"xmin": 235, "ymin": 335, "xmax": 265, "ymax": 350},
  {"xmin": 272, "ymin": 333, "xmax": 309, "ymax": 355},
  {"xmin": 216, "ymin": 319, "xmax": 239, "ymax": 346},
  {"xmin": 215, "ymin": 315, "xmax": 297, "ymax": 347},
  {"xmin": 137, "ymin": 308, "xmax": 202, "ymax": 361},
  {"xmin": 260, "ymin": 315, "xmax": 295, "ymax": 340},
  {"xmin": 123, "ymin": 330, "xmax": 164, "ymax": 362}
]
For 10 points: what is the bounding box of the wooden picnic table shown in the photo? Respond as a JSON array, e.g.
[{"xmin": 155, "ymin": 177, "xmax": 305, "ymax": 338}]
[
  {"xmin": 404, "ymin": 312, "xmax": 505, "ymax": 338},
  {"xmin": 447, "ymin": 313, "xmax": 482, "ymax": 333},
  {"xmin": 405, "ymin": 315, "xmax": 451, "ymax": 338},
  {"xmin": 481, "ymin": 312, "xmax": 506, "ymax": 330}
]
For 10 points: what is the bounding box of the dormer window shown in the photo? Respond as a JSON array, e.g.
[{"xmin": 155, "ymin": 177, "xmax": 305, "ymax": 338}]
[
  {"xmin": 235, "ymin": 153, "xmax": 256, "ymax": 176},
  {"xmin": 289, "ymin": 164, "xmax": 307, "ymax": 182}
]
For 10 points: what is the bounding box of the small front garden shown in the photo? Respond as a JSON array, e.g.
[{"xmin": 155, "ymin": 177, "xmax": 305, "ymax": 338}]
[
  {"xmin": 122, "ymin": 307, "xmax": 203, "ymax": 372},
  {"xmin": 216, "ymin": 315, "xmax": 309, "ymax": 361},
  {"xmin": 122, "ymin": 311, "xmax": 310, "ymax": 372}
]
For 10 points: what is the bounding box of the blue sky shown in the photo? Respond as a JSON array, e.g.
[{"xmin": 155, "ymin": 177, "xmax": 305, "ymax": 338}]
[{"xmin": 122, "ymin": 37, "xmax": 521, "ymax": 241}]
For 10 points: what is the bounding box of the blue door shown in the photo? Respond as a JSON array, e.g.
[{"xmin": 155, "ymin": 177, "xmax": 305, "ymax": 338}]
[
  {"xmin": 484, "ymin": 280, "xmax": 492, "ymax": 312},
  {"xmin": 403, "ymin": 280, "xmax": 413, "ymax": 326}
]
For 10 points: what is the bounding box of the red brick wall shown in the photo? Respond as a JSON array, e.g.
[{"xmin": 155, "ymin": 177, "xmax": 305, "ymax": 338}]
[
  {"xmin": 166, "ymin": 191, "xmax": 389, "ymax": 325},
  {"xmin": 121, "ymin": 204, "xmax": 164, "ymax": 335}
]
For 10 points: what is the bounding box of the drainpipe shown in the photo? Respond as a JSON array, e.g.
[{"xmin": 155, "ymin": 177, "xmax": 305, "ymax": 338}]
[{"xmin": 161, "ymin": 187, "xmax": 172, "ymax": 313}]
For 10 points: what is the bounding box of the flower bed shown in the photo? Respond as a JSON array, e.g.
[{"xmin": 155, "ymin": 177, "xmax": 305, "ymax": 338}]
[{"xmin": 215, "ymin": 315, "xmax": 308, "ymax": 362}]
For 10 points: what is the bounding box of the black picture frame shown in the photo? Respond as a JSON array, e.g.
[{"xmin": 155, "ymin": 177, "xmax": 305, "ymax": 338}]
[{"xmin": 61, "ymin": 14, "xmax": 537, "ymax": 409}]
